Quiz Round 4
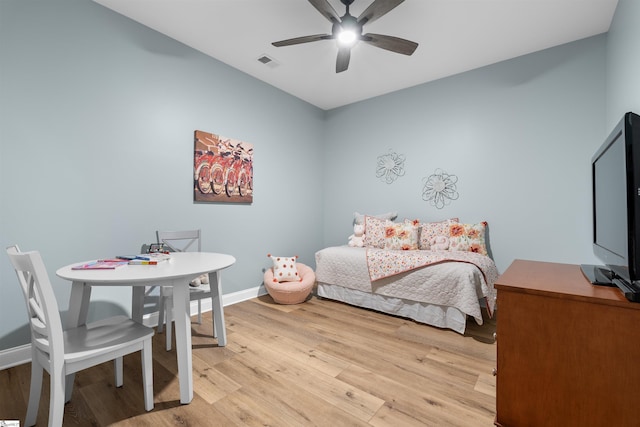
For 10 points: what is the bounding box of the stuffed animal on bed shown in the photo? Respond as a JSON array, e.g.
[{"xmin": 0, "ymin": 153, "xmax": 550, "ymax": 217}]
[
  {"xmin": 348, "ymin": 223, "xmax": 365, "ymax": 247},
  {"xmin": 190, "ymin": 273, "xmax": 209, "ymax": 287}
]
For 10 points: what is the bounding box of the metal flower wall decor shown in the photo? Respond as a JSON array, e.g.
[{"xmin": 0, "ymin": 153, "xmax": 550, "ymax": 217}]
[
  {"xmin": 376, "ymin": 150, "xmax": 406, "ymax": 184},
  {"xmin": 422, "ymin": 169, "xmax": 459, "ymax": 209}
]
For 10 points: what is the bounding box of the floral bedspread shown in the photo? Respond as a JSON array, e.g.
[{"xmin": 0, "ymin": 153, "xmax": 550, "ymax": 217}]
[{"xmin": 365, "ymin": 248, "xmax": 500, "ymax": 316}]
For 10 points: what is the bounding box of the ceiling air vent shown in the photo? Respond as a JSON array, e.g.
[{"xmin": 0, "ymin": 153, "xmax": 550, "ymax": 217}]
[{"xmin": 257, "ymin": 54, "xmax": 279, "ymax": 68}]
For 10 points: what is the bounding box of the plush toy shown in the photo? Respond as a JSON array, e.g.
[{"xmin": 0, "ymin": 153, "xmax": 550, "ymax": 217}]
[
  {"xmin": 430, "ymin": 235, "xmax": 450, "ymax": 251},
  {"xmin": 348, "ymin": 223, "xmax": 365, "ymax": 247},
  {"xmin": 190, "ymin": 273, "xmax": 210, "ymax": 287}
]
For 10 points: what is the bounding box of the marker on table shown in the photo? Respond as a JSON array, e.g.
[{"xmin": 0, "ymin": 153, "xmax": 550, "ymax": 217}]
[{"xmin": 128, "ymin": 260, "xmax": 158, "ymax": 265}]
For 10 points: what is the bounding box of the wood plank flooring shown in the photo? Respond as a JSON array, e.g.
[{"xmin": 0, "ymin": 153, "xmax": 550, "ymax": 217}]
[{"xmin": 0, "ymin": 294, "xmax": 497, "ymax": 426}]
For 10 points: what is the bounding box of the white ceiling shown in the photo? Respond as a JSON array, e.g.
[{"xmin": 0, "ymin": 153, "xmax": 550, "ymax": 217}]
[{"xmin": 93, "ymin": 0, "xmax": 618, "ymax": 110}]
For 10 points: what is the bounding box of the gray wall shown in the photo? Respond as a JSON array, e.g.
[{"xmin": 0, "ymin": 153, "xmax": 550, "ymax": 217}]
[
  {"xmin": 0, "ymin": 0, "xmax": 325, "ymax": 350},
  {"xmin": 322, "ymin": 35, "xmax": 606, "ymax": 274},
  {"xmin": 606, "ymin": 0, "xmax": 640, "ymax": 126}
]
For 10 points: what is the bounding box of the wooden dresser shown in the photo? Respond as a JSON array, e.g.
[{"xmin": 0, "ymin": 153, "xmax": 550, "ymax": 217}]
[{"xmin": 494, "ymin": 259, "xmax": 640, "ymax": 427}]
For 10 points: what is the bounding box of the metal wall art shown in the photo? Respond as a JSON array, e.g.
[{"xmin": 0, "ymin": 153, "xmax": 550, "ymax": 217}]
[
  {"xmin": 422, "ymin": 168, "xmax": 459, "ymax": 209},
  {"xmin": 376, "ymin": 150, "xmax": 406, "ymax": 184}
]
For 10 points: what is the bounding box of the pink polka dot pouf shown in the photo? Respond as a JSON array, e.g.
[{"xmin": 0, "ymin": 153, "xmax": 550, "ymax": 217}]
[{"xmin": 263, "ymin": 262, "xmax": 315, "ymax": 304}]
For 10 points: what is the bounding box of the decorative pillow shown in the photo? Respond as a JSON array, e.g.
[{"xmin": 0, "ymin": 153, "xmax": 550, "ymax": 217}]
[
  {"xmin": 447, "ymin": 221, "xmax": 489, "ymax": 256},
  {"xmin": 354, "ymin": 211, "xmax": 398, "ymax": 225},
  {"xmin": 404, "ymin": 218, "xmax": 421, "ymax": 227},
  {"xmin": 418, "ymin": 219, "xmax": 459, "ymax": 250},
  {"xmin": 383, "ymin": 222, "xmax": 419, "ymax": 250},
  {"xmin": 363, "ymin": 216, "xmax": 394, "ymax": 248},
  {"xmin": 267, "ymin": 254, "xmax": 301, "ymax": 282}
]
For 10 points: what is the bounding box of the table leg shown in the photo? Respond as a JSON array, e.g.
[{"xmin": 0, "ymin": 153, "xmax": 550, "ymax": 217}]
[
  {"xmin": 172, "ymin": 282, "xmax": 193, "ymax": 404},
  {"xmin": 64, "ymin": 281, "xmax": 91, "ymax": 402},
  {"xmin": 209, "ymin": 271, "xmax": 227, "ymax": 346},
  {"xmin": 131, "ymin": 286, "xmax": 145, "ymax": 324},
  {"xmin": 65, "ymin": 281, "xmax": 91, "ymax": 329}
]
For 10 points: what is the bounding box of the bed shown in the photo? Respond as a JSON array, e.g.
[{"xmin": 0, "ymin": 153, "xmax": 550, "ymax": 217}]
[{"xmin": 315, "ymin": 245, "xmax": 498, "ymax": 334}]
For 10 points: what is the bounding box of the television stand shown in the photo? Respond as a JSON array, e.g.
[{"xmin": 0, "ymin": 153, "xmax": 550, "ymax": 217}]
[
  {"xmin": 612, "ymin": 277, "xmax": 640, "ymax": 302},
  {"xmin": 580, "ymin": 264, "xmax": 640, "ymax": 301},
  {"xmin": 495, "ymin": 260, "xmax": 640, "ymax": 426},
  {"xmin": 579, "ymin": 264, "xmax": 617, "ymax": 287}
]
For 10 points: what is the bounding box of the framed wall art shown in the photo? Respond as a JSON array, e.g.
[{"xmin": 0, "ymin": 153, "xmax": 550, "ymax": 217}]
[{"xmin": 194, "ymin": 130, "xmax": 253, "ymax": 203}]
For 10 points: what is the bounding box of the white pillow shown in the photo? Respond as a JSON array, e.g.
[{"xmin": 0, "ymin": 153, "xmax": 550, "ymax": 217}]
[
  {"xmin": 268, "ymin": 254, "xmax": 301, "ymax": 282},
  {"xmin": 354, "ymin": 211, "xmax": 398, "ymax": 225}
]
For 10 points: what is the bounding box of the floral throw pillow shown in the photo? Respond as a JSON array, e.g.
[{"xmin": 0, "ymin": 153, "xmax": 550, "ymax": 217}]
[
  {"xmin": 383, "ymin": 222, "xmax": 419, "ymax": 250},
  {"xmin": 418, "ymin": 219, "xmax": 459, "ymax": 250},
  {"xmin": 363, "ymin": 216, "xmax": 394, "ymax": 248},
  {"xmin": 447, "ymin": 221, "xmax": 489, "ymax": 256},
  {"xmin": 267, "ymin": 254, "xmax": 301, "ymax": 282}
]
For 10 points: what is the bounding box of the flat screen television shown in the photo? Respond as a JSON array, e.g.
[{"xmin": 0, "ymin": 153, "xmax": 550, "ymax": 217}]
[{"xmin": 581, "ymin": 111, "xmax": 640, "ymax": 302}]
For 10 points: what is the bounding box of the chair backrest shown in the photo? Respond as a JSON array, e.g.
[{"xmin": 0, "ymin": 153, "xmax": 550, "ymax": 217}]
[
  {"xmin": 6, "ymin": 246, "xmax": 64, "ymax": 361},
  {"xmin": 156, "ymin": 229, "xmax": 201, "ymax": 253}
]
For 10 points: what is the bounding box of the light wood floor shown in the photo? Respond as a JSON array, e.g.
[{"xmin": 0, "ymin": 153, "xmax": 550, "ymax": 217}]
[{"xmin": 0, "ymin": 294, "xmax": 497, "ymax": 426}]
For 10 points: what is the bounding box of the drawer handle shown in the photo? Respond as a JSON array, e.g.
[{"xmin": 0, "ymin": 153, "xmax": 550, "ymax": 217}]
[{"xmin": 492, "ymin": 368, "xmax": 497, "ymax": 376}]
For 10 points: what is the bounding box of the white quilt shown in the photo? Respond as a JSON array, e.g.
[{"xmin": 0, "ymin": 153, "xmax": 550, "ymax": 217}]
[{"xmin": 315, "ymin": 246, "xmax": 498, "ymax": 325}]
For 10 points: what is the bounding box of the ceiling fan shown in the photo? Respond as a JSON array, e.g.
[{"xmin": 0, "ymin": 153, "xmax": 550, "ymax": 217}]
[{"xmin": 272, "ymin": 0, "xmax": 418, "ymax": 73}]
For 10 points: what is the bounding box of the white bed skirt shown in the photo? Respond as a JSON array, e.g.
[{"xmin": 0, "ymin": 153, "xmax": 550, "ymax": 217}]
[{"xmin": 317, "ymin": 282, "xmax": 468, "ymax": 334}]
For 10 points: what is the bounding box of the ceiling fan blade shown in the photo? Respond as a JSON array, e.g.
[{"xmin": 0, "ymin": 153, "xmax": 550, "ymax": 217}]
[
  {"xmin": 308, "ymin": 0, "xmax": 341, "ymax": 24},
  {"xmin": 362, "ymin": 33, "xmax": 418, "ymax": 55},
  {"xmin": 357, "ymin": 0, "xmax": 405, "ymax": 25},
  {"xmin": 336, "ymin": 47, "xmax": 351, "ymax": 73},
  {"xmin": 272, "ymin": 34, "xmax": 332, "ymax": 47}
]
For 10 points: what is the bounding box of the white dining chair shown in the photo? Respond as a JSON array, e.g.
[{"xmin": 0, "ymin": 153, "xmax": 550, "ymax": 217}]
[
  {"xmin": 6, "ymin": 245, "xmax": 154, "ymax": 427},
  {"xmin": 155, "ymin": 229, "xmax": 215, "ymax": 351}
]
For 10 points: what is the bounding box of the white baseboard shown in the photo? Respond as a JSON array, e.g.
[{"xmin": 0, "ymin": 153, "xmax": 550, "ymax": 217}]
[
  {"xmin": 0, "ymin": 284, "xmax": 268, "ymax": 371},
  {"xmin": 0, "ymin": 343, "xmax": 32, "ymax": 370}
]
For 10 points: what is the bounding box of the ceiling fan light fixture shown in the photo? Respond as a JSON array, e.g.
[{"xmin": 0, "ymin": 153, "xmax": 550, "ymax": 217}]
[
  {"xmin": 271, "ymin": 0, "xmax": 418, "ymax": 73},
  {"xmin": 337, "ymin": 29, "xmax": 357, "ymax": 46},
  {"xmin": 337, "ymin": 11, "xmax": 360, "ymax": 47}
]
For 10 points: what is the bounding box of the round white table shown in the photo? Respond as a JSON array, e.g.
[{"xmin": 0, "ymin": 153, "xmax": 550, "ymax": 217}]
[{"xmin": 56, "ymin": 252, "xmax": 236, "ymax": 404}]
